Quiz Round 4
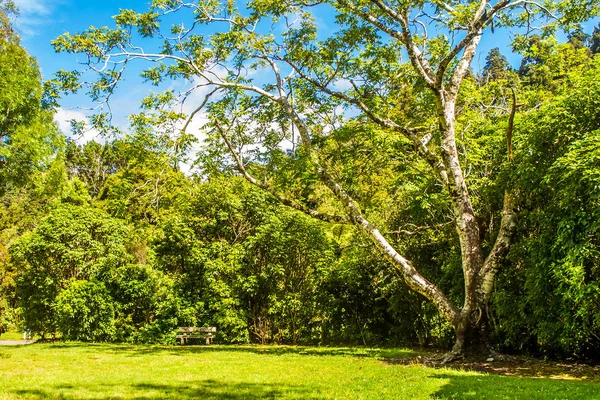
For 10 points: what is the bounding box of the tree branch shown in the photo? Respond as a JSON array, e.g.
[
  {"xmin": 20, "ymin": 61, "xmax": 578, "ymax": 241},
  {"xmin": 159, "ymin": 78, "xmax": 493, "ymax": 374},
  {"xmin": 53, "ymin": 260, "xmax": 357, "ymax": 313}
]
[
  {"xmin": 274, "ymin": 95, "xmax": 459, "ymax": 324},
  {"xmin": 479, "ymin": 88, "xmax": 521, "ymax": 301},
  {"xmin": 479, "ymin": 191, "xmax": 518, "ymax": 303},
  {"xmin": 181, "ymin": 87, "xmax": 220, "ymax": 134},
  {"xmin": 214, "ymin": 120, "xmax": 351, "ymax": 224},
  {"xmin": 368, "ymin": 0, "xmax": 437, "ymax": 88},
  {"xmin": 281, "ymin": 59, "xmax": 449, "ymax": 185},
  {"xmin": 336, "ymin": 0, "xmax": 404, "ymax": 41}
]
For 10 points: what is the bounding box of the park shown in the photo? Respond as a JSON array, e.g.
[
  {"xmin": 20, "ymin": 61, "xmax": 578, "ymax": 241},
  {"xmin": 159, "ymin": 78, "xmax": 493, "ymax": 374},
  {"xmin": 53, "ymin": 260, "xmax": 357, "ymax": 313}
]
[{"xmin": 1, "ymin": 0, "xmax": 600, "ymax": 397}]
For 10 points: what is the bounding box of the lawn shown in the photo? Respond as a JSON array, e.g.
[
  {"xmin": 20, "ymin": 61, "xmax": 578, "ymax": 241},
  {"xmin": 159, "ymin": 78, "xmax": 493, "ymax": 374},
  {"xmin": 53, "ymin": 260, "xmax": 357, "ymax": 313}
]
[
  {"xmin": 0, "ymin": 343, "xmax": 598, "ymax": 399},
  {"xmin": 0, "ymin": 331, "xmax": 27, "ymax": 341}
]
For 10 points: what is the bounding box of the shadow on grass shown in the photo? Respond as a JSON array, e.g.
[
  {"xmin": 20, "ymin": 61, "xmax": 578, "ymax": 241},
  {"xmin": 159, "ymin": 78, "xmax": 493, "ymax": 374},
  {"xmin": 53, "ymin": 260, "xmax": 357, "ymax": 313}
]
[
  {"xmin": 380, "ymin": 348, "xmax": 600, "ymax": 383},
  {"xmin": 430, "ymin": 373, "xmax": 600, "ymax": 399},
  {"xmin": 151, "ymin": 344, "xmax": 413, "ymax": 359},
  {"xmin": 441, "ymin": 359, "xmax": 600, "ymax": 381},
  {"xmin": 42, "ymin": 342, "xmax": 416, "ymax": 360},
  {"xmin": 13, "ymin": 379, "xmax": 317, "ymax": 399}
]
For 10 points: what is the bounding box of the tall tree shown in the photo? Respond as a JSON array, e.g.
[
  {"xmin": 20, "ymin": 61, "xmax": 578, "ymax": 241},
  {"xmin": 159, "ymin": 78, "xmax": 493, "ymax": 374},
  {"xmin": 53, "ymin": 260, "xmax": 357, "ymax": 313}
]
[
  {"xmin": 0, "ymin": 0, "xmax": 62, "ymax": 194},
  {"xmin": 590, "ymin": 23, "xmax": 600, "ymax": 54},
  {"xmin": 50, "ymin": 0, "xmax": 598, "ymax": 361},
  {"xmin": 483, "ymin": 48, "xmax": 511, "ymax": 81}
]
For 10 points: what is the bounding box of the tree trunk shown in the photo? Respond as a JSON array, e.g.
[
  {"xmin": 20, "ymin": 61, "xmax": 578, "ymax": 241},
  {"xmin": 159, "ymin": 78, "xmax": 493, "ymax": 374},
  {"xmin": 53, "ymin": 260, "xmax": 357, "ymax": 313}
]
[
  {"xmin": 440, "ymin": 195, "xmax": 517, "ymax": 363},
  {"xmin": 445, "ymin": 301, "xmax": 492, "ymax": 362},
  {"xmin": 435, "ymin": 91, "xmax": 500, "ymax": 362}
]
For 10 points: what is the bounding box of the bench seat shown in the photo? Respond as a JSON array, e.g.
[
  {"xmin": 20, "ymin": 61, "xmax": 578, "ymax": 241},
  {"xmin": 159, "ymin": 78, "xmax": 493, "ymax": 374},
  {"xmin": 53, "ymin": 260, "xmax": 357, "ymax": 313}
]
[{"xmin": 176, "ymin": 327, "xmax": 216, "ymax": 345}]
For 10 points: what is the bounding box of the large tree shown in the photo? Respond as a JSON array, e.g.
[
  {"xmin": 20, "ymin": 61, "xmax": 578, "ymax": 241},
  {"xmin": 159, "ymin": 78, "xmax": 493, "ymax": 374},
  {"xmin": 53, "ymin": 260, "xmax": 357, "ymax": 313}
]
[
  {"xmin": 50, "ymin": 0, "xmax": 598, "ymax": 360},
  {"xmin": 0, "ymin": 0, "xmax": 62, "ymax": 194}
]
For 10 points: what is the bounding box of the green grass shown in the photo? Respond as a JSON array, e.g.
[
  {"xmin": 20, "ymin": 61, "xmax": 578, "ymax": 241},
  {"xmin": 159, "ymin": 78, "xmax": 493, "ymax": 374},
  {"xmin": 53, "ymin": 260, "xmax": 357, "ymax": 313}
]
[
  {"xmin": 0, "ymin": 330, "xmax": 28, "ymax": 341},
  {"xmin": 0, "ymin": 343, "xmax": 598, "ymax": 399}
]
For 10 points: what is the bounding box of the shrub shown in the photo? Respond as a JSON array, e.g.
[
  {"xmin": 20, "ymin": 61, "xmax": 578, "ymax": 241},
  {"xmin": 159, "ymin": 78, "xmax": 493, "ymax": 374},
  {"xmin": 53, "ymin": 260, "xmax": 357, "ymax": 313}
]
[{"xmin": 55, "ymin": 280, "xmax": 115, "ymax": 341}]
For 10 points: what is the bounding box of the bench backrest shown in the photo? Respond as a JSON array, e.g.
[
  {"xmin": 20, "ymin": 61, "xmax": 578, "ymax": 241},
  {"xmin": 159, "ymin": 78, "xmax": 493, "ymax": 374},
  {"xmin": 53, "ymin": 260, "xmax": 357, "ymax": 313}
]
[{"xmin": 178, "ymin": 327, "xmax": 216, "ymax": 333}]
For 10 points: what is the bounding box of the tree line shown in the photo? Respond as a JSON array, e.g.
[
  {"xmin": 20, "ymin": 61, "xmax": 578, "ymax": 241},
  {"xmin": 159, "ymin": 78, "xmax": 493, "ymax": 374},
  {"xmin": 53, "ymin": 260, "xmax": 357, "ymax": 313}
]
[{"xmin": 1, "ymin": 0, "xmax": 600, "ymax": 361}]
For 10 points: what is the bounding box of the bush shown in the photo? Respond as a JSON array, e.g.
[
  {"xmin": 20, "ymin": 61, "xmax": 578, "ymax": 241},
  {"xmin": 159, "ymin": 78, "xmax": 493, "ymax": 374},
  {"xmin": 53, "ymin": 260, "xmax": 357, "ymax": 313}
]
[
  {"xmin": 107, "ymin": 263, "xmax": 181, "ymax": 343},
  {"xmin": 55, "ymin": 280, "xmax": 115, "ymax": 341}
]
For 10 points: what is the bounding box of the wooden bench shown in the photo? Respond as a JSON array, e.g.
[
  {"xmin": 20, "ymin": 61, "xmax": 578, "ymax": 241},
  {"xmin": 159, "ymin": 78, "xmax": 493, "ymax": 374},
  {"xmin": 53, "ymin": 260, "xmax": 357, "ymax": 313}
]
[{"xmin": 176, "ymin": 327, "xmax": 216, "ymax": 345}]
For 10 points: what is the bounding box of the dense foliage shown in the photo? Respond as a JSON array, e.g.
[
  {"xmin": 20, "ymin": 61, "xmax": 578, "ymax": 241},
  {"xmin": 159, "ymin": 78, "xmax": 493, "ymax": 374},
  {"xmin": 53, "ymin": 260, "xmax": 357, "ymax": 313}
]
[{"xmin": 1, "ymin": 1, "xmax": 600, "ymax": 361}]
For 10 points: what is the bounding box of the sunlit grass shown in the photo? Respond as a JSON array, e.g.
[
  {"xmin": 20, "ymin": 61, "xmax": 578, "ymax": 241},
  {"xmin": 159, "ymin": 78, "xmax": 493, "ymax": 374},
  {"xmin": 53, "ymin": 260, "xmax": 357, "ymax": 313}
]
[
  {"xmin": 0, "ymin": 330, "xmax": 27, "ymax": 341},
  {"xmin": 0, "ymin": 343, "xmax": 598, "ymax": 399}
]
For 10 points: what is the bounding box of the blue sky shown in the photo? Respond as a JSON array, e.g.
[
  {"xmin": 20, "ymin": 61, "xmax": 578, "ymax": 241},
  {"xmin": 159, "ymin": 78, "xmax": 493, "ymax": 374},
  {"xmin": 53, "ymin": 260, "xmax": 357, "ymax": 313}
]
[
  {"xmin": 15, "ymin": 0, "xmax": 150, "ymax": 75},
  {"xmin": 11, "ymin": 0, "xmax": 598, "ymax": 142},
  {"xmin": 14, "ymin": 0, "xmax": 155, "ymax": 140}
]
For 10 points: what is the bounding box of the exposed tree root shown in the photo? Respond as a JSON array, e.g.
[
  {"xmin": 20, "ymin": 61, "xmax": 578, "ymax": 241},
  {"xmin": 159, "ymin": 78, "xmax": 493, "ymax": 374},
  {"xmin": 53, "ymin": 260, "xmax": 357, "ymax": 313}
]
[
  {"xmin": 387, "ymin": 350, "xmax": 600, "ymax": 381},
  {"xmin": 489, "ymin": 348, "xmax": 515, "ymax": 362},
  {"xmin": 436, "ymin": 347, "xmax": 514, "ymax": 365},
  {"xmin": 440, "ymin": 348, "xmax": 465, "ymax": 365}
]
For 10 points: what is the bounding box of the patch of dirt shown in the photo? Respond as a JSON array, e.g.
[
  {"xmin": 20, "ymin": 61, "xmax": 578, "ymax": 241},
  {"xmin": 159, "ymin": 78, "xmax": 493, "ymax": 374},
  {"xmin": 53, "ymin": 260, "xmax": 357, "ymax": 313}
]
[{"xmin": 384, "ymin": 351, "xmax": 600, "ymax": 382}]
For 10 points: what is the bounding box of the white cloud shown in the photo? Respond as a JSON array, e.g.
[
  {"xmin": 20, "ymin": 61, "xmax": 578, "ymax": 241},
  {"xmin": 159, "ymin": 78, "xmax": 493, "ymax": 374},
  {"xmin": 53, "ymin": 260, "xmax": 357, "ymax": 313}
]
[
  {"xmin": 174, "ymin": 83, "xmax": 215, "ymax": 175},
  {"xmin": 13, "ymin": 0, "xmax": 63, "ymax": 36},
  {"xmin": 331, "ymin": 78, "xmax": 352, "ymax": 92},
  {"xmin": 13, "ymin": 0, "xmax": 53, "ymax": 15},
  {"xmin": 173, "ymin": 72, "xmax": 229, "ymax": 144},
  {"xmin": 54, "ymin": 108, "xmax": 102, "ymax": 144}
]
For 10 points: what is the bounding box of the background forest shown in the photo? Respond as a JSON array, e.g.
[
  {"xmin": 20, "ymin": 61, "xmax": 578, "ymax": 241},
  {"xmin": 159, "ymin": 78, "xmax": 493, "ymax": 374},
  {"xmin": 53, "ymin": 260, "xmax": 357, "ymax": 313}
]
[{"xmin": 1, "ymin": 0, "xmax": 600, "ymax": 361}]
